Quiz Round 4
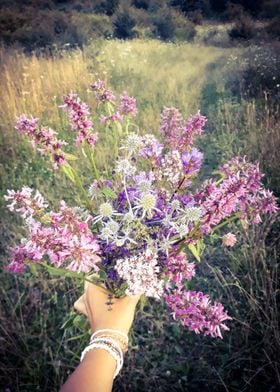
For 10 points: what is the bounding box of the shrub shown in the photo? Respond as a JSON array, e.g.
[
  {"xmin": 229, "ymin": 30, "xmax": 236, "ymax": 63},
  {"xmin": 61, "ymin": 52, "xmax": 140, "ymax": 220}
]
[
  {"xmin": 266, "ymin": 16, "xmax": 280, "ymax": 39},
  {"xmin": 152, "ymin": 8, "xmax": 196, "ymax": 41},
  {"xmin": 112, "ymin": 7, "xmax": 137, "ymax": 39},
  {"xmin": 229, "ymin": 12, "xmax": 255, "ymax": 40},
  {"xmin": 70, "ymin": 12, "xmax": 113, "ymax": 44},
  {"xmin": 152, "ymin": 8, "xmax": 175, "ymax": 40}
]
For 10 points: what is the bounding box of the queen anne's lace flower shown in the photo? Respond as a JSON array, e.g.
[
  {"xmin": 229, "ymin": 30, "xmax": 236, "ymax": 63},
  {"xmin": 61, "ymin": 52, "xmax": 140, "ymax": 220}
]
[{"xmin": 115, "ymin": 249, "xmax": 164, "ymax": 298}]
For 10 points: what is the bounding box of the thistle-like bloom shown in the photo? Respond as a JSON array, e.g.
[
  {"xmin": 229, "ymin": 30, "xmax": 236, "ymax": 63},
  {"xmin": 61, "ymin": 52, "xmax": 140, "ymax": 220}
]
[
  {"xmin": 4, "ymin": 187, "xmax": 48, "ymax": 218},
  {"xmin": 62, "ymin": 93, "xmax": 98, "ymax": 146},
  {"xmin": 121, "ymin": 133, "xmax": 143, "ymax": 155},
  {"xmin": 115, "ymin": 158, "xmax": 136, "ymax": 177},
  {"xmin": 165, "ymin": 290, "xmax": 232, "ymax": 338},
  {"xmin": 15, "ymin": 115, "xmax": 67, "ymax": 169},
  {"xmin": 222, "ymin": 233, "xmax": 237, "ymax": 247},
  {"xmin": 115, "ymin": 249, "xmax": 164, "ymax": 298}
]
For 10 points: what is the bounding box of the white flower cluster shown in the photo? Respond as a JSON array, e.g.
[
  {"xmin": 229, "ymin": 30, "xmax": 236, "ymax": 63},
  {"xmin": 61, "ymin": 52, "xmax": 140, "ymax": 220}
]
[
  {"xmin": 160, "ymin": 150, "xmax": 183, "ymax": 185},
  {"xmin": 115, "ymin": 249, "xmax": 164, "ymax": 298}
]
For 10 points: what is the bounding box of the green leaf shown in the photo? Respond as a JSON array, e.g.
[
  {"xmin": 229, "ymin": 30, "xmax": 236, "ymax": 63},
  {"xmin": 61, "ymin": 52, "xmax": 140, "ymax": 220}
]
[
  {"xmin": 187, "ymin": 243, "xmax": 201, "ymax": 262},
  {"xmin": 197, "ymin": 240, "xmax": 205, "ymax": 256},
  {"xmin": 62, "ymin": 164, "xmax": 75, "ymax": 183},
  {"xmin": 61, "ymin": 312, "xmax": 77, "ymax": 330},
  {"xmin": 64, "ymin": 152, "xmax": 78, "ymax": 161},
  {"xmin": 28, "ymin": 263, "xmax": 39, "ymax": 277},
  {"xmin": 139, "ymin": 294, "xmax": 147, "ymax": 311},
  {"xmin": 40, "ymin": 262, "xmax": 82, "ymax": 279},
  {"xmin": 73, "ymin": 314, "xmax": 88, "ymax": 330},
  {"xmin": 101, "ymin": 187, "xmax": 117, "ymax": 199}
]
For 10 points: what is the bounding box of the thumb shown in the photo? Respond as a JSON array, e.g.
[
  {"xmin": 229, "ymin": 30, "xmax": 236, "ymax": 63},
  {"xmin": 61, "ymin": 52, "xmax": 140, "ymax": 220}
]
[{"xmin": 74, "ymin": 294, "xmax": 88, "ymax": 316}]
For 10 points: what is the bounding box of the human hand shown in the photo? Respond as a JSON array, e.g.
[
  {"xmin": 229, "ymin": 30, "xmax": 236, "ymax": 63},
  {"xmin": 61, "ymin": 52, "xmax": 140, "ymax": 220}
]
[{"xmin": 74, "ymin": 282, "xmax": 140, "ymax": 335}]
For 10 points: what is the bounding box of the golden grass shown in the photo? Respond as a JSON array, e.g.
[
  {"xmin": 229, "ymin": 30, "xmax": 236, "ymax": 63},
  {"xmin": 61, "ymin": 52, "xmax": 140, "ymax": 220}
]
[{"xmin": 0, "ymin": 40, "xmax": 235, "ymax": 135}]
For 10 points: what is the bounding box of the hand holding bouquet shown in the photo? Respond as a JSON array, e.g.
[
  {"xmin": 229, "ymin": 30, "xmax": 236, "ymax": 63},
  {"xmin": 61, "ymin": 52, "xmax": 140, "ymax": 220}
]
[{"xmin": 5, "ymin": 80, "xmax": 278, "ymax": 339}]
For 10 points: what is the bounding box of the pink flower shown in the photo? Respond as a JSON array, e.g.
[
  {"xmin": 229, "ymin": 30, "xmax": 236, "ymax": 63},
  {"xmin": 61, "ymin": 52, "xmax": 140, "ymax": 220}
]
[
  {"xmin": 91, "ymin": 79, "xmax": 116, "ymax": 102},
  {"xmin": 165, "ymin": 290, "xmax": 232, "ymax": 338},
  {"xmin": 222, "ymin": 233, "xmax": 237, "ymax": 247},
  {"xmin": 15, "ymin": 115, "xmax": 67, "ymax": 169},
  {"xmin": 160, "ymin": 108, "xmax": 207, "ymax": 152},
  {"xmin": 165, "ymin": 252, "xmax": 196, "ymax": 290},
  {"xmin": 4, "ymin": 187, "xmax": 48, "ymax": 218},
  {"xmin": 118, "ymin": 92, "xmax": 137, "ymax": 117},
  {"xmin": 61, "ymin": 93, "xmax": 98, "ymax": 146}
]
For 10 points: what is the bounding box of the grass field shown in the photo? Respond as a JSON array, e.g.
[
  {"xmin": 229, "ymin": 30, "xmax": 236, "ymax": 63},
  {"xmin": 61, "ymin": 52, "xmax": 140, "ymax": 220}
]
[{"xmin": 0, "ymin": 39, "xmax": 279, "ymax": 391}]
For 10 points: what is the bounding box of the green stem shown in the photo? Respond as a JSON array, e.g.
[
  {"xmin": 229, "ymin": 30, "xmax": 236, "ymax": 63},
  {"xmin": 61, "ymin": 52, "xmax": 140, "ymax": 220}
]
[
  {"xmin": 84, "ymin": 143, "xmax": 99, "ymax": 179},
  {"xmin": 63, "ymin": 162, "xmax": 93, "ymax": 211},
  {"xmin": 212, "ymin": 212, "xmax": 242, "ymax": 232}
]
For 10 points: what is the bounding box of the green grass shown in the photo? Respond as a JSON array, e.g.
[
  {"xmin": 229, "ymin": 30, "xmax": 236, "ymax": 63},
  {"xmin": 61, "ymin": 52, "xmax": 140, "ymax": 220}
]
[{"xmin": 0, "ymin": 39, "xmax": 279, "ymax": 392}]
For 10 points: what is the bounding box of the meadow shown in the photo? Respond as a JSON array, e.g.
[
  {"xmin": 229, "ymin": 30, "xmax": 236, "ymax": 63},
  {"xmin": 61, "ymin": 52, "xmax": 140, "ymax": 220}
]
[{"xmin": 0, "ymin": 39, "xmax": 279, "ymax": 391}]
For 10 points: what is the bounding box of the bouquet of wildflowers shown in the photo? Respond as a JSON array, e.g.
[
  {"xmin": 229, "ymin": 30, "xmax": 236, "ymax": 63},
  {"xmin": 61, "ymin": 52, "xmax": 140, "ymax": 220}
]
[{"xmin": 5, "ymin": 80, "xmax": 278, "ymax": 339}]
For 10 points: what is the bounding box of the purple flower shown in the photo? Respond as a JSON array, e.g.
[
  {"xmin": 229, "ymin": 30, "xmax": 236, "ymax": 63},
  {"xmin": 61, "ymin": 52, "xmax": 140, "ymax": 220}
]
[
  {"xmin": 140, "ymin": 134, "xmax": 163, "ymax": 160},
  {"xmin": 181, "ymin": 148, "xmax": 203, "ymax": 177}
]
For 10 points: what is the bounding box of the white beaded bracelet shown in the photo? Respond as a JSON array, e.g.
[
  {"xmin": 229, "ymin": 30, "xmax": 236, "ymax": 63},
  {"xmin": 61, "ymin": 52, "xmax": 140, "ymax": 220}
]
[
  {"xmin": 90, "ymin": 329, "xmax": 129, "ymax": 344},
  {"xmin": 80, "ymin": 337, "xmax": 124, "ymax": 378}
]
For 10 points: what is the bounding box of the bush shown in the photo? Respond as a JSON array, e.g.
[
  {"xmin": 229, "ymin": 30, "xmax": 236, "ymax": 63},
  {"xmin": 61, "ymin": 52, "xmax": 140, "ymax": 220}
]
[
  {"xmin": 152, "ymin": 8, "xmax": 196, "ymax": 41},
  {"xmin": 266, "ymin": 17, "xmax": 280, "ymax": 39},
  {"xmin": 112, "ymin": 7, "xmax": 137, "ymax": 39},
  {"xmin": 70, "ymin": 12, "xmax": 113, "ymax": 44},
  {"xmin": 229, "ymin": 12, "xmax": 255, "ymax": 40}
]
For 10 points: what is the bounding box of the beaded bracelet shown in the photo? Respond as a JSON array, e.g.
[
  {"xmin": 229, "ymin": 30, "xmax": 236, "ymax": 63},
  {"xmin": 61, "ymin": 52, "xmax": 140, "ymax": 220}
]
[
  {"xmin": 90, "ymin": 329, "xmax": 128, "ymax": 353},
  {"xmin": 80, "ymin": 333, "xmax": 126, "ymax": 378}
]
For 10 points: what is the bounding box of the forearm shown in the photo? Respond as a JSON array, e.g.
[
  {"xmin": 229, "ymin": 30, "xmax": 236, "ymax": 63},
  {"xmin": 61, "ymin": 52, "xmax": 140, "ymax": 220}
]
[{"xmin": 60, "ymin": 349, "xmax": 116, "ymax": 392}]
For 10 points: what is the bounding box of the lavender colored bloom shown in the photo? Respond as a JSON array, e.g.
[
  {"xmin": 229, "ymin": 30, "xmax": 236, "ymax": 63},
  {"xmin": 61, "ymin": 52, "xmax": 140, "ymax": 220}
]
[
  {"xmin": 7, "ymin": 244, "xmax": 32, "ymax": 273},
  {"xmin": 140, "ymin": 134, "xmax": 163, "ymax": 160},
  {"xmin": 181, "ymin": 147, "xmax": 203, "ymax": 177},
  {"xmin": 62, "ymin": 93, "xmax": 98, "ymax": 146}
]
